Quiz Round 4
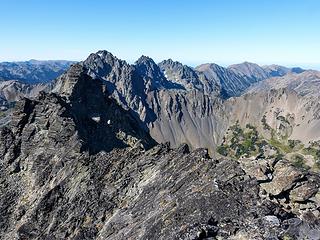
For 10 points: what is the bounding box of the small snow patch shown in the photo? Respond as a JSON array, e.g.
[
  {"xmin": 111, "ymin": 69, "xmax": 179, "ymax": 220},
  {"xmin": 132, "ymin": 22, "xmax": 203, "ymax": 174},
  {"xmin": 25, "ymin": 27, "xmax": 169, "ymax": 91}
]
[{"xmin": 92, "ymin": 116, "xmax": 100, "ymax": 123}]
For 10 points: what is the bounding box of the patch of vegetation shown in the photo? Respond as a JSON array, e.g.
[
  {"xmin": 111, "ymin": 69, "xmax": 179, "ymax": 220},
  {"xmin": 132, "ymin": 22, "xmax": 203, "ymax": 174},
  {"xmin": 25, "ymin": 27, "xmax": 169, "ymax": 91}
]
[
  {"xmin": 302, "ymin": 145, "xmax": 320, "ymax": 172},
  {"xmin": 267, "ymin": 128, "xmax": 301, "ymax": 154},
  {"xmin": 291, "ymin": 154, "xmax": 310, "ymax": 170},
  {"xmin": 314, "ymin": 160, "xmax": 320, "ymax": 172},
  {"xmin": 261, "ymin": 115, "xmax": 271, "ymax": 130},
  {"xmin": 269, "ymin": 137, "xmax": 292, "ymax": 154},
  {"xmin": 217, "ymin": 121, "xmax": 311, "ymax": 170},
  {"xmin": 275, "ymin": 153, "xmax": 285, "ymax": 161},
  {"xmin": 282, "ymin": 235, "xmax": 294, "ymax": 240},
  {"xmin": 288, "ymin": 139, "xmax": 303, "ymax": 150},
  {"xmin": 310, "ymin": 141, "xmax": 320, "ymax": 148},
  {"xmin": 302, "ymin": 147, "xmax": 320, "ymax": 159},
  {"xmin": 0, "ymin": 111, "xmax": 5, "ymax": 118},
  {"xmin": 216, "ymin": 145, "xmax": 228, "ymax": 156},
  {"xmin": 217, "ymin": 122, "xmax": 269, "ymax": 159}
]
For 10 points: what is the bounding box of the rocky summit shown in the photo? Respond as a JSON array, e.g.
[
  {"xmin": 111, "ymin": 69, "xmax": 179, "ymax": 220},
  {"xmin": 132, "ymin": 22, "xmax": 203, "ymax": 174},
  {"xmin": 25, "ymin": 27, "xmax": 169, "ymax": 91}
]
[{"xmin": 0, "ymin": 60, "xmax": 320, "ymax": 240}]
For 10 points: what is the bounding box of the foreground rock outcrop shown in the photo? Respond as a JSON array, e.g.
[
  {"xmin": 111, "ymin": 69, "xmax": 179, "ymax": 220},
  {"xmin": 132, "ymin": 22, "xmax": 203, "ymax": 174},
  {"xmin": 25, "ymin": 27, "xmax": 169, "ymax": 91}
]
[{"xmin": 1, "ymin": 64, "xmax": 319, "ymax": 239}]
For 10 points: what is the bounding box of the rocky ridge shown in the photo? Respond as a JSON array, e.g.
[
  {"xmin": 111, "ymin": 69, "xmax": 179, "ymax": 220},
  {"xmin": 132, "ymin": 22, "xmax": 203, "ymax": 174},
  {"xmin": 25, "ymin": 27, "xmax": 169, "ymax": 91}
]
[{"xmin": 1, "ymin": 63, "xmax": 319, "ymax": 239}]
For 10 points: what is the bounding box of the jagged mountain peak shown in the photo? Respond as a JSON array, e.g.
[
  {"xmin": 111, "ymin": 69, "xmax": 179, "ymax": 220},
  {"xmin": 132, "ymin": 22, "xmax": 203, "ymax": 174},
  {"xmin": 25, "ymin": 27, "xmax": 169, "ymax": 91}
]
[
  {"xmin": 262, "ymin": 64, "xmax": 305, "ymax": 76},
  {"xmin": 263, "ymin": 64, "xmax": 287, "ymax": 69},
  {"xmin": 158, "ymin": 58, "xmax": 187, "ymax": 70},
  {"xmin": 262, "ymin": 64, "xmax": 291, "ymax": 75},
  {"xmin": 162, "ymin": 58, "xmax": 174, "ymax": 63},
  {"xmin": 135, "ymin": 55, "xmax": 162, "ymax": 77},
  {"xmin": 228, "ymin": 61, "xmax": 265, "ymax": 72},
  {"xmin": 134, "ymin": 55, "xmax": 180, "ymax": 93},
  {"xmin": 84, "ymin": 50, "xmax": 129, "ymax": 74},
  {"xmin": 135, "ymin": 55, "xmax": 155, "ymax": 64},
  {"xmin": 51, "ymin": 63, "xmax": 88, "ymax": 96},
  {"xmin": 159, "ymin": 59, "xmax": 198, "ymax": 81},
  {"xmin": 95, "ymin": 50, "xmax": 117, "ymax": 60},
  {"xmin": 196, "ymin": 62, "xmax": 252, "ymax": 98}
]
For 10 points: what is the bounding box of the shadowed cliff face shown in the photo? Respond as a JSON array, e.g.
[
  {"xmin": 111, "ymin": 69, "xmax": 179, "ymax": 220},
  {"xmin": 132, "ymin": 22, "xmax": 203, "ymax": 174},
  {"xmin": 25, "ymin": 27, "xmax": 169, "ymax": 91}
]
[
  {"xmin": 51, "ymin": 64, "xmax": 156, "ymax": 153},
  {"xmin": 1, "ymin": 62, "xmax": 320, "ymax": 240}
]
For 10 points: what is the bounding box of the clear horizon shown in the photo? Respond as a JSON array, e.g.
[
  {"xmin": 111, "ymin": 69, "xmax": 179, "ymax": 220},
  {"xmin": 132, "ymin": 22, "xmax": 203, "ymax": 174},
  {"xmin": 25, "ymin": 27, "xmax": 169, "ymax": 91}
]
[
  {"xmin": 1, "ymin": 54, "xmax": 319, "ymax": 71},
  {"xmin": 1, "ymin": 0, "xmax": 319, "ymax": 69}
]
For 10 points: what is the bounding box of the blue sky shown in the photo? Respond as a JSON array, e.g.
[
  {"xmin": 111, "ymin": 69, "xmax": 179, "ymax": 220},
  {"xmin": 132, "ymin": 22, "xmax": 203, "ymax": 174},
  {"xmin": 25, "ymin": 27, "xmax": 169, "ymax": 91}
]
[{"xmin": 1, "ymin": 0, "xmax": 319, "ymax": 68}]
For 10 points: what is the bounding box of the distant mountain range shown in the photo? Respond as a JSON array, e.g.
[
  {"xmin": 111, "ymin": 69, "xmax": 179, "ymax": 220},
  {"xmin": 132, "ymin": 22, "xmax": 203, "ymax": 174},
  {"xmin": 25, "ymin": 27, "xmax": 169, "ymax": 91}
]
[
  {"xmin": 0, "ymin": 60, "xmax": 74, "ymax": 108},
  {"xmin": 199, "ymin": 62, "xmax": 304, "ymax": 97},
  {"xmin": 1, "ymin": 53, "xmax": 318, "ymax": 152},
  {"xmin": 0, "ymin": 60, "xmax": 74, "ymax": 84},
  {"xmin": 0, "ymin": 57, "xmax": 305, "ymax": 107}
]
